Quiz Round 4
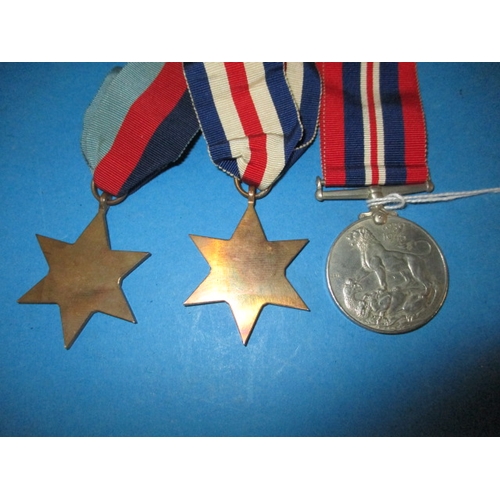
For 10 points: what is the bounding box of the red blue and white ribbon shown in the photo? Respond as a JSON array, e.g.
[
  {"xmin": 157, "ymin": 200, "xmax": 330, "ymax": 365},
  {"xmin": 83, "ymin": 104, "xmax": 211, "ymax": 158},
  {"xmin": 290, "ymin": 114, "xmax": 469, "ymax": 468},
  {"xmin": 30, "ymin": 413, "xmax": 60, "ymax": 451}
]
[
  {"xmin": 82, "ymin": 62, "xmax": 199, "ymax": 197},
  {"xmin": 183, "ymin": 62, "xmax": 320, "ymax": 190},
  {"xmin": 316, "ymin": 62, "xmax": 428, "ymax": 187}
]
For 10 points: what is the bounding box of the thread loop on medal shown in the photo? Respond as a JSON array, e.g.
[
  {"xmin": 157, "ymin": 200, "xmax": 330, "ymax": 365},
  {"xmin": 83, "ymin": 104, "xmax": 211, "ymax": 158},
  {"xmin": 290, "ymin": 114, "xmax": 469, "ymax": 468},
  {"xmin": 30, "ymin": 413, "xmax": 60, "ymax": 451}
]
[
  {"xmin": 369, "ymin": 193, "xmax": 407, "ymax": 210},
  {"xmin": 365, "ymin": 187, "xmax": 500, "ymax": 211},
  {"xmin": 234, "ymin": 178, "xmax": 272, "ymax": 200},
  {"xmin": 91, "ymin": 180, "xmax": 127, "ymax": 206}
]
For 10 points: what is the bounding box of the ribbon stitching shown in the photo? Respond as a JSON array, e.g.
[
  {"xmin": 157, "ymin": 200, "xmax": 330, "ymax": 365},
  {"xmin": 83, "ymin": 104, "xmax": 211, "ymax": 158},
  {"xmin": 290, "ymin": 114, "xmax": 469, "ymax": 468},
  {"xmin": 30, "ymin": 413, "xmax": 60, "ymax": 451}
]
[
  {"xmin": 317, "ymin": 62, "xmax": 428, "ymax": 187},
  {"xmin": 82, "ymin": 62, "xmax": 200, "ymax": 197},
  {"xmin": 184, "ymin": 62, "xmax": 321, "ymax": 190}
]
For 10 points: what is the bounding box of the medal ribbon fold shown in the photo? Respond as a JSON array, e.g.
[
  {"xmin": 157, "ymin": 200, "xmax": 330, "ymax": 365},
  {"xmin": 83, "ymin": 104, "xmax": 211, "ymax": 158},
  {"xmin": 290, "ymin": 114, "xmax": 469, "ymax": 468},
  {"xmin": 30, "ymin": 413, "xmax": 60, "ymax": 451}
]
[
  {"xmin": 317, "ymin": 62, "xmax": 428, "ymax": 187},
  {"xmin": 82, "ymin": 62, "xmax": 200, "ymax": 197},
  {"xmin": 183, "ymin": 62, "xmax": 321, "ymax": 190}
]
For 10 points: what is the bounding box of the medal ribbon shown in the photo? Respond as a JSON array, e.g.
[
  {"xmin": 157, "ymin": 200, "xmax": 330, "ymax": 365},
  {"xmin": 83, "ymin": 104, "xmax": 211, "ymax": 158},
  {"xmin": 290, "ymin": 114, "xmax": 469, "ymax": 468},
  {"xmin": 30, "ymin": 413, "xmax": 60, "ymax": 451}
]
[
  {"xmin": 183, "ymin": 62, "xmax": 320, "ymax": 190},
  {"xmin": 82, "ymin": 62, "xmax": 200, "ymax": 197},
  {"xmin": 317, "ymin": 62, "xmax": 428, "ymax": 187}
]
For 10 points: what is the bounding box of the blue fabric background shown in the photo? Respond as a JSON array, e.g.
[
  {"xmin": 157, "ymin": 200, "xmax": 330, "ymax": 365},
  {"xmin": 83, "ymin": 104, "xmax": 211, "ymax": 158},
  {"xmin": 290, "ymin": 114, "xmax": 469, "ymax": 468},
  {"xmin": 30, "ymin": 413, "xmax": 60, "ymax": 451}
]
[{"xmin": 1, "ymin": 63, "xmax": 499, "ymax": 436}]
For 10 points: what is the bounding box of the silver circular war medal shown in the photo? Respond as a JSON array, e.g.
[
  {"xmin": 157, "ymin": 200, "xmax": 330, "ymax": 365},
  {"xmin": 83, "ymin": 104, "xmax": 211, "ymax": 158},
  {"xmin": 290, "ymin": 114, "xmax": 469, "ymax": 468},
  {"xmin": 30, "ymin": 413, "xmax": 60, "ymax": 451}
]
[{"xmin": 327, "ymin": 212, "xmax": 448, "ymax": 334}]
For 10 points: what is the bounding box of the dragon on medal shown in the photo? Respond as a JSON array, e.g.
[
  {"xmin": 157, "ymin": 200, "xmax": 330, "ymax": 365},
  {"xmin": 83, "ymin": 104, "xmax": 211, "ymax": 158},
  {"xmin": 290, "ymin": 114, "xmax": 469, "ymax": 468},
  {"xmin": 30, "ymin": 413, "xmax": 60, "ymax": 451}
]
[{"xmin": 316, "ymin": 62, "xmax": 448, "ymax": 333}]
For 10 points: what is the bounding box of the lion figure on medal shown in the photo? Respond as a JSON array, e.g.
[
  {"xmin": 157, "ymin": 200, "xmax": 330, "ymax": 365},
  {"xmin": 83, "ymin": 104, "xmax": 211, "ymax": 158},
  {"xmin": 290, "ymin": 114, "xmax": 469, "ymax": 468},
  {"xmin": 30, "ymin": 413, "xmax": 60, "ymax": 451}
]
[{"xmin": 341, "ymin": 223, "xmax": 439, "ymax": 331}]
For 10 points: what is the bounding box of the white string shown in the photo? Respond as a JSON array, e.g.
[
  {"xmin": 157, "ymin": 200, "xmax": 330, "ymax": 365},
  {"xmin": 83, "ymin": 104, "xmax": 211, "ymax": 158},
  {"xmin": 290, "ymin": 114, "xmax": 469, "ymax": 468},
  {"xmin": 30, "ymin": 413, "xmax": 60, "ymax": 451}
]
[{"xmin": 366, "ymin": 187, "xmax": 500, "ymax": 210}]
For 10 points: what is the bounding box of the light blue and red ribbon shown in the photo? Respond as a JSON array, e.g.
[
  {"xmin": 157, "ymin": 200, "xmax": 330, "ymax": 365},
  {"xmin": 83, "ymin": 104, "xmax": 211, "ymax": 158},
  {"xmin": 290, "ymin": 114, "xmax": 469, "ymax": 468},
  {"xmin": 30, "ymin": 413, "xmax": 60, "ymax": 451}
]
[
  {"xmin": 82, "ymin": 62, "xmax": 199, "ymax": 197},
  {"xmin": 183, "ymin": 62, "xmax": 320, "ymax": 190},
  {"xmin": 316, "ymin": 62, "xmax": 428, "ymax": 187}
]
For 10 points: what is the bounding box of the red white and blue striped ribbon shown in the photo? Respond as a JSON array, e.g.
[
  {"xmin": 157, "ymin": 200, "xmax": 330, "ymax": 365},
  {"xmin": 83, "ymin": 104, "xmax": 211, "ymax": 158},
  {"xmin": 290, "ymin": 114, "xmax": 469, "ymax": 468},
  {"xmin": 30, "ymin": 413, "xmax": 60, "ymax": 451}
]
[
  {"xmin": 183, "ymin": 62, "xmax": 321, "ymax": 190},
  {"xmin": 317, "ymin": 62, "xmax": 428, "ymax": 187},
  {"xmin": 82, "ymin": 62, "xmax": 200, "ymax": 197}
]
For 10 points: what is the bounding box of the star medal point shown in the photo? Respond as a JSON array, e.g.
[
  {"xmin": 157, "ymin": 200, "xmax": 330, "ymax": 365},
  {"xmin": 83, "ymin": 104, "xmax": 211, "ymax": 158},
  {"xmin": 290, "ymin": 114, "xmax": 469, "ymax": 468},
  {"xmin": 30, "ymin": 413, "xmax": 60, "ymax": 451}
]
[
  {"xmin": 185, "ymin": 182, "xmax": 308, "ymax": 345},
  {"xmin": 18, "ymin": 185, "xmax": 150, "ymax": 349}
]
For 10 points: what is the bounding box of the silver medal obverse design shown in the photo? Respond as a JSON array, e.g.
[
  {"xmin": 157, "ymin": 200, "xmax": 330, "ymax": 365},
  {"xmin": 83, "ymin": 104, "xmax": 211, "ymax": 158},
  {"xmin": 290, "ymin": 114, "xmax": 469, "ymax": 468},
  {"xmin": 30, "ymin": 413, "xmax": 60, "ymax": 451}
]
[{"xmin": 327, "ymin": 215, "xmax": 448, "ymax": 334}]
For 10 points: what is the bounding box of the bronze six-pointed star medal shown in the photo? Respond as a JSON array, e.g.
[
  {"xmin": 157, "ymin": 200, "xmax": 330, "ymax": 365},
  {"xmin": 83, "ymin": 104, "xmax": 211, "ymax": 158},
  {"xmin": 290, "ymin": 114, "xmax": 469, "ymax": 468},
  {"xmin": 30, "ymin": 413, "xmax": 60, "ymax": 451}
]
[
  {"xmin": 18, "ymin": 204, "xmax": 150, "ymax": 349},
  {"xmin": 184, "ymin": 199, "xmax": 308, "ymax": 345}
]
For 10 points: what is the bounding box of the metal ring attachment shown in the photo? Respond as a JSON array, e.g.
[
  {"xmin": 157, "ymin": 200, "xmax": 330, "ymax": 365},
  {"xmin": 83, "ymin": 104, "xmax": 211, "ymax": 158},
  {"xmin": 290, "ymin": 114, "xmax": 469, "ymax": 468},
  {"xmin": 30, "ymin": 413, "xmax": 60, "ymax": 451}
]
[
  {"xmin": 234, "ymin": 178, "xmax": 272, "ymax": 200},
  {"xmin": 91, "ymin": 181, "xmax": 127, "ymax": 206}
]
